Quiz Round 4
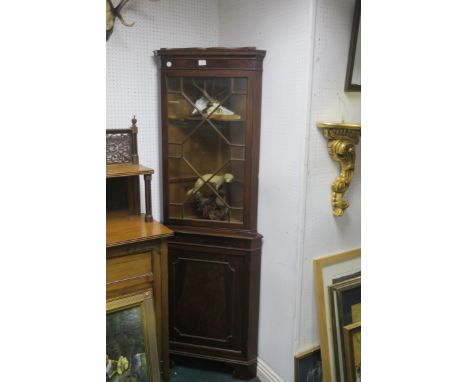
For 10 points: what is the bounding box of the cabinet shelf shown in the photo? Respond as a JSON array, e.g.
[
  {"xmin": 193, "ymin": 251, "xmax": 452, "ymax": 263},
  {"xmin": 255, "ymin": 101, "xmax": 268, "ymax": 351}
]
[
  {"xmin": 168, "ymin": 116, "xmax": 244, "ymax": 123},
  {"xmin": 174, "ymin": 216, "xmax": 242, "ymax": 225},
  {"xmin": 169, "ymin": 176, "xmax": 245, "ymax": 185},
  {"xmin": 106, "ymin": 163, "xmax": 154, "ymax": 179},
  {"xmin": 169, "ymin": 176, "xmax": 198, "ymax": 183}
]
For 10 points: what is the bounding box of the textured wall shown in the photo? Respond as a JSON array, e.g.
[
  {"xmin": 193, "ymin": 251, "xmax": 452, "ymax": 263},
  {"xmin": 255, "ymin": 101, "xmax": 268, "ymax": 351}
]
[
  {"xmin": 219, "ymin": 0, "xmax": 361, "ymax": 378},
  {"xmin": 218, "ymin": 1, "xmax": 315, "ymax": 380},
  {"xmin": 106, "ymin": 0, "xmax": 219, "ymax": 218},
  {"xmin": 297, "ymin": 0, "xmax": 361, "ymax": 352}
]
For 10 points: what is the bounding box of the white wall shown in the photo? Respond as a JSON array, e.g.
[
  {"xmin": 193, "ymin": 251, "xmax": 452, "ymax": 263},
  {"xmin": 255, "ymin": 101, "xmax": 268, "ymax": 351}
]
[
  {"xmin": 218, "ymin": 1, "xmax": 315, "ymax": 381},
  {"xmin": 219, "ymin": 0, "xmax": 361, "ymax": 379},
  {"xmin": 107, "ymin": 0, "xmax": 219, "ymax": 218},
  {"xmin": 296, "ymin": 0, "xmax": 361, "ymax": 352}
]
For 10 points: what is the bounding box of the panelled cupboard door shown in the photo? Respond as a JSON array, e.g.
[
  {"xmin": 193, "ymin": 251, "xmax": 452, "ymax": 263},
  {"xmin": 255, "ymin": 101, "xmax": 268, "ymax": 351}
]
[{"xmin": 169, "ymin": 248, "xmax": 245, "ymax": 355}]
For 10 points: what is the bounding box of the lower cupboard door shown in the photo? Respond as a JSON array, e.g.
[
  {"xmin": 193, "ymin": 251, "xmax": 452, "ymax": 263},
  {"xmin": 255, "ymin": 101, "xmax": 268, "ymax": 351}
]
[{"xmin": 169, "ymin": 248, "xmax": 245, "ymax": 356}]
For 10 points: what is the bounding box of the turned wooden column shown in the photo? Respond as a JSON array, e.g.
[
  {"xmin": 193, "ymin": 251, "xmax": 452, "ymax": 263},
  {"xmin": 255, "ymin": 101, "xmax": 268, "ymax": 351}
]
[{"xmin": 144, "ymin": 174, "xmax": 153, "ymax": 222}]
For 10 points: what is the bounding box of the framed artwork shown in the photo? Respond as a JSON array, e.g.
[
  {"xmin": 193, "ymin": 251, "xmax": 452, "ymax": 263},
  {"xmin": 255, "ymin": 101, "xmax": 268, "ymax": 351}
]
[
  {"xmin": 106, "ymin": 290, "xmax": 161, "ymax": 382},
  {"xmin": 329, "ymin": 277, "xmax": 361, "ymax": 382},
  {"xmin": 294, "ymin": 346, "xmax": 323, "ymax": 382},
  {"xmin": 313, "ymin": 248, "xmax": 361, "ymax": 382},
  {"xmin": 343, "ymin": 322, "xmax": 361, "ymax": 382},
  {"xmin": 345, "ymin": 0, "xmax": 361, "ymax": 91},
  {"xmin": 332, "ymin": 271, "xmax": 360, "ymax": 285}
]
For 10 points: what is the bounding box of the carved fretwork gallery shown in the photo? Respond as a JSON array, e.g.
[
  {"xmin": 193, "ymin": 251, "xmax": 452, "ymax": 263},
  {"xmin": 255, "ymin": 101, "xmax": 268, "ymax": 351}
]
[{"xmin": 156, "ymin": 47, "xmax": 266, "ymax": 379}]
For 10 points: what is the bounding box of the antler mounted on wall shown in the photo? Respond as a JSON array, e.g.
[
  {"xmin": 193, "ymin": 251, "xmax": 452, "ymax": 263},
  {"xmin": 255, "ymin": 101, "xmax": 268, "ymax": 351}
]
[
  {"xmin": 106, "ymin": 0, "xmax": 160, "ymax": 41},
  {"xmin": 106, "ymin": 0, "xmax": 135, "ymax": 41}
]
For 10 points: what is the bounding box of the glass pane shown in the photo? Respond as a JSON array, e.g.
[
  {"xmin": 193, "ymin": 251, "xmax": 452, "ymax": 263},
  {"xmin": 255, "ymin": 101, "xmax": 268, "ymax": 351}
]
[
  {"xmin": 183, "ymin": 122, "xmax": 230, "ymax": 174},
  {"xmin": 167, "ymin": 93, "xmax": 193, "ymax": 121},
  {"xmin": 168, "ymin": 144, "xmax": 182, "ymax": 158},
  {"xmin": 233, "ymin": 78, "xmax": 247, "ymax": 94},
  {"xmin": 166, "ymin": 75, "xmax": 247, "ymax": 224},
  {"xmin": 223, "ymin": 94, "xmax": 246, "ymax": 121},
  {"xmin": 169, "ymin": 205, "xmax": 182, "ymax": 219},
  {"xmin": 228, "ymin": 161, "xmax": 244, "ymax": 209},
  {"xmin": 167, "ymin": 76, "xmax": 182, "ymax": 92},
  {"xmin": 230, "ymin": 209, "xmax": 244, "ymax": 223},
  {"xmin": 230, "ymin": 146, "xmax": 245, "ymax": 161}
]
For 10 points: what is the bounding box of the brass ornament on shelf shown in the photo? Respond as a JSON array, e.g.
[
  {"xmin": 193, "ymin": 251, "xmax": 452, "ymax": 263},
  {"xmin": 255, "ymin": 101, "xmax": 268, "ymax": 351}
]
[{"xmin": 317, "ymin": 122, "xmax": 361, "ymax": 217}]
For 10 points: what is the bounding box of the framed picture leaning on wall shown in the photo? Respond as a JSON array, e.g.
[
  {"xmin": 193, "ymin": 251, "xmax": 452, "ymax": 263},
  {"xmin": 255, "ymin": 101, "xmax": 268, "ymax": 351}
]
[
  {"xmin": 329, "ymin": 277, "xmax": 361, "ymax": 382},
  {"xmin": 313, "ymin": 248, "xmax": 361, "ymax": 382},
  {"xmin": 106, "ymin": 290, "xmax": 161, "ymax": 382},
  {"xmin": 294, "ymin": 345, "xmax": 323, "ymax": 382},
  {"xmin": 343, "ymin": 322, "xmax": 361, "ymax": 382}
]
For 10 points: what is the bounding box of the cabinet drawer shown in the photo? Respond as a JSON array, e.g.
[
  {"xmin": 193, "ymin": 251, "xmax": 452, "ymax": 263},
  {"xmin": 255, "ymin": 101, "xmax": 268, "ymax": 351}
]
[{"xmin": 107, "ymin": 252, "xmax": 152, "ymax": 284}]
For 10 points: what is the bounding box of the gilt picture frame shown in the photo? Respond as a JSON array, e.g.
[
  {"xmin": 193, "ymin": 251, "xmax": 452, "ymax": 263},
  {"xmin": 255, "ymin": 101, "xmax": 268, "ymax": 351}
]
[
  {"xmin": 313, "ymin": 248, "xmax": 361, "ymax": 382},
  {"xmin": 343, "ymin": 322, "xmax": 361, "ymax": 382},
  {"xmin": 345, "ymin": 0, "xmax": 361, "ymax": 91},
  {"xmin": 106, "ymin": 290, "xmax": 161, "ymax": 382}
]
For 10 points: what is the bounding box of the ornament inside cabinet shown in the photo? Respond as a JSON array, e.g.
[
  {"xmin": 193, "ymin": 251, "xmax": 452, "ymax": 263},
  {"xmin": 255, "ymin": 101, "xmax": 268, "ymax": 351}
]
[{"xmin": 155, "ymin": 47, "xmax": 265, "ymax": 379}]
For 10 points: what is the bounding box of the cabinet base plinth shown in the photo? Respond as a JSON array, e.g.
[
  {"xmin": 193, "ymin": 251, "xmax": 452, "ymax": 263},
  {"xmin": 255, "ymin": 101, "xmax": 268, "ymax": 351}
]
[
  {"xmin": 232, "ymin": 363, "xmax": 257, "ymax": 380},
  {"xmin": 170, "ymin": 353, "xmax": 257, "ymax": 380}
]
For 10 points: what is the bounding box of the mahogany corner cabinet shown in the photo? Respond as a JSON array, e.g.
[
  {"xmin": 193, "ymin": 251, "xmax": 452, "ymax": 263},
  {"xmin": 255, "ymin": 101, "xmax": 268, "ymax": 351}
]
[{"xmin": 154, "ymin": 47, "xmax": 265, "ymax": 379}]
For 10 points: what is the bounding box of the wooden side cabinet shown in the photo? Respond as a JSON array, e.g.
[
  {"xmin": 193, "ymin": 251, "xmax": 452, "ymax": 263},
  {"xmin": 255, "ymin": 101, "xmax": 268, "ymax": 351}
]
[
  {"xmin": 107, "ymin": 214, "xmax": 173, "ymax": 381},
  {"xmin": 155, "ymin": 47, "xmax": 265, "ymax": 379}
]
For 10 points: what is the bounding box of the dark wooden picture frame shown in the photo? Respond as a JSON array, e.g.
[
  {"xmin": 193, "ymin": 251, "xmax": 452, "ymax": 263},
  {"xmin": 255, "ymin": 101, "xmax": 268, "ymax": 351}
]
[
  {"xmin": 294, "ymin": 346, "xmax": 323, "ymax": 382},
  {"xmin": 343, "ymin": 322, "xmax": 361, "ymax": 382},
  {"xmin": 329, "ymin": 277, "xmax": 361, "ymax": 382},
  {"xmin": 345, "ymin": 0, "xmax": 361, "ymax": 92}
]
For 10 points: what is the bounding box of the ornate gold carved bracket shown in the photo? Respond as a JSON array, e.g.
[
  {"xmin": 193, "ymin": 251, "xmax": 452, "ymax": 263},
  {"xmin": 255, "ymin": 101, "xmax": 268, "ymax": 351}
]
[{"xmin": 317, "ymin": 122, "xmax": 361, "ymax": 217}]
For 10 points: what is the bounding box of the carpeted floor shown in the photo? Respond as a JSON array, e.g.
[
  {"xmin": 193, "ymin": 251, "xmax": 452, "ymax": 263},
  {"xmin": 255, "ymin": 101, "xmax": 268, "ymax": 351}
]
[{"xmin": 170, "ymin": 356, "xmax": 260, "ymax": 382}]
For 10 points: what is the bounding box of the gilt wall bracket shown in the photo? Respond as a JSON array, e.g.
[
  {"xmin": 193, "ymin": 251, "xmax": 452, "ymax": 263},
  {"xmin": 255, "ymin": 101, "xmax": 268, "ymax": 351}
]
[{"xmin": 317, "ymin": 122, "xmax": 361, "ymax": 217}]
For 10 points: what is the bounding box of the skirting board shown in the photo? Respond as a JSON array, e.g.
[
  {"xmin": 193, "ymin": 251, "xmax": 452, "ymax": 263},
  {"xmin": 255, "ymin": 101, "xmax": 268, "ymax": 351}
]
[{"xmin": 257, "ymin": 358, "xmax": 285, "ymax": 382}]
